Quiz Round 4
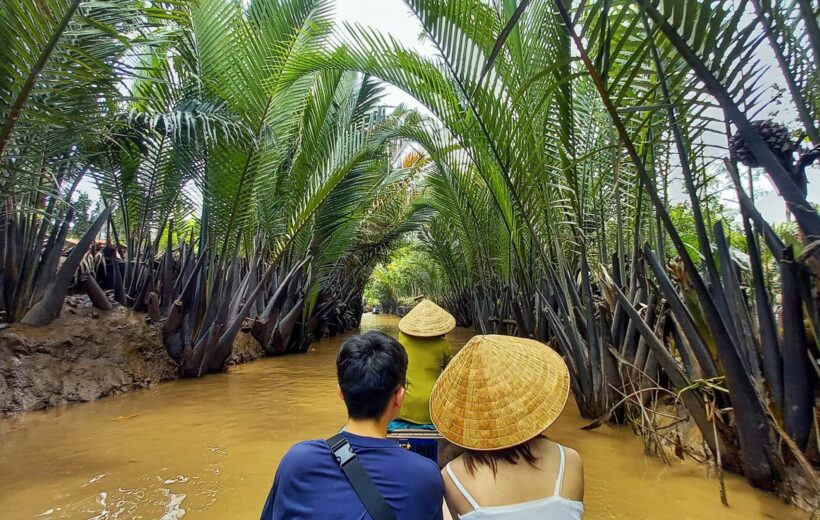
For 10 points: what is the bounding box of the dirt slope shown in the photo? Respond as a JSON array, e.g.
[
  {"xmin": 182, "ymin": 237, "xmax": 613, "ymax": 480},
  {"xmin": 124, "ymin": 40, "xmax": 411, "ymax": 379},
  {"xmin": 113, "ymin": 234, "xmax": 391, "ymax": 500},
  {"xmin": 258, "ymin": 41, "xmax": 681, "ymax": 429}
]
[{"xmin": 0, "ymin": 299, "xmax": 271, "ymax": 415}]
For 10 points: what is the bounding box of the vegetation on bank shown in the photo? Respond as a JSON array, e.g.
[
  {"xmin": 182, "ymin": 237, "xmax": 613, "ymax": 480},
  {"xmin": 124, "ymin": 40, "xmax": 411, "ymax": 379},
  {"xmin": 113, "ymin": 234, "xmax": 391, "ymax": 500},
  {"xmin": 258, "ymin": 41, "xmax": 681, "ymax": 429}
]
[
  {"xmin": 1, "ymin": 0, "xmax": 427, "ymax": 373},
  {"xmin": 348, "ymin": 0, "xmax": 820, "ymax": 500},
  {"xmin": 1, "ymin": 0, "xmax": 818, "ymax": 501},
  {"xmin": 364, "ymin": 246, "xmax": 447, "ymax": 313}
]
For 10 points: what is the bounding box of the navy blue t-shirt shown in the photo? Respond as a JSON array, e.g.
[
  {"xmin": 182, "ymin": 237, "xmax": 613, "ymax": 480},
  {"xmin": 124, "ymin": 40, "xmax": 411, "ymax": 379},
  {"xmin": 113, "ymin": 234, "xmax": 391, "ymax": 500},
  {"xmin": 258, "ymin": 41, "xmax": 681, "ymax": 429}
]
[{"xmin": 261, "ymin": 432, "xmax": 444, "ymax": 520}]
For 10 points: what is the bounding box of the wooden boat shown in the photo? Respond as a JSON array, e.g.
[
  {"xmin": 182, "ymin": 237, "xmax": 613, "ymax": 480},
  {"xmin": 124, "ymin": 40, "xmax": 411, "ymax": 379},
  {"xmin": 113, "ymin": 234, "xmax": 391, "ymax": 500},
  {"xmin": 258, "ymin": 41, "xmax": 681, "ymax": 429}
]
[{"xmin": 388, "ymin": 428, "xmax": 461, "ymax": 468}]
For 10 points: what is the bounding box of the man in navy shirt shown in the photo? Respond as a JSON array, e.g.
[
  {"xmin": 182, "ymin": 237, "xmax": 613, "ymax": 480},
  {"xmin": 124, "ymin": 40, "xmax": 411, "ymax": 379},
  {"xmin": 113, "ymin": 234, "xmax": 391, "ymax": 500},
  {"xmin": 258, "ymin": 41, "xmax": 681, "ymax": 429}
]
[{"xmin": 261, "ymin": 331, "xmax": 444, "ymax": 519}]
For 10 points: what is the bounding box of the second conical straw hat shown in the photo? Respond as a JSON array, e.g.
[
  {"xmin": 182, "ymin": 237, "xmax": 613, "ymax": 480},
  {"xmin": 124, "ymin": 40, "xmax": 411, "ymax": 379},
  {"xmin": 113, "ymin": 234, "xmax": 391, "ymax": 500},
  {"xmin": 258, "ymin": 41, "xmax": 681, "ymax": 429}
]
[
  {"xmin": 398, "ymin": 299, "xmax": 456, "ymax": 337},
  {"xmin": 430, "ymin": 335, "xmax": 570, "ymax": 450}
]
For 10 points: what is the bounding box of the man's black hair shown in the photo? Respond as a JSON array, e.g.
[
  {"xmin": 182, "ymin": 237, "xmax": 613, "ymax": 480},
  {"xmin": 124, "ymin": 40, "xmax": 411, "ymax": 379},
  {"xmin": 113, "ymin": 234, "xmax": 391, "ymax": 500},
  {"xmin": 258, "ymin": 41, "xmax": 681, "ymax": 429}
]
[{"xmin": 336, "ymin": 331, "xmax": 408, "ymax": 420}]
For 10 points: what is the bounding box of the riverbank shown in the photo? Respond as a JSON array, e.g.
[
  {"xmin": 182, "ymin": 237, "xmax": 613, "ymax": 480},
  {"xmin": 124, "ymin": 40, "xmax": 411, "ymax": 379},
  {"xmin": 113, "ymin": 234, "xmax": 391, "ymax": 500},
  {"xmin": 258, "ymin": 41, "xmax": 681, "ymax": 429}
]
[{"xmin": 0, "ymin": 299, "xmax": 265, "ymax": 415}]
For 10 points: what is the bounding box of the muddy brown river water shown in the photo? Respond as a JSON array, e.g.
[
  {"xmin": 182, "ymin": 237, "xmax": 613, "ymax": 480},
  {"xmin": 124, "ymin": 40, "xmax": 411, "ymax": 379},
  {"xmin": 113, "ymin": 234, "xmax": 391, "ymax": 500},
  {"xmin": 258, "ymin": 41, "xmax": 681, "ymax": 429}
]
[{"xmin": 0, "ymin": 314, "xmax": 809, "ymax": 519}]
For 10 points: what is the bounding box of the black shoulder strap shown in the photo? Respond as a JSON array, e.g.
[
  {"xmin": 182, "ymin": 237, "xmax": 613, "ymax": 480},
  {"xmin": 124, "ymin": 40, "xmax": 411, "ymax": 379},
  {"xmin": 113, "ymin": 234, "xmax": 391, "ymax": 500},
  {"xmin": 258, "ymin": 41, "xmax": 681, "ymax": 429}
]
[{"xmin": 327, "ymin": 433, "xmax": 398, "ymax": 520}]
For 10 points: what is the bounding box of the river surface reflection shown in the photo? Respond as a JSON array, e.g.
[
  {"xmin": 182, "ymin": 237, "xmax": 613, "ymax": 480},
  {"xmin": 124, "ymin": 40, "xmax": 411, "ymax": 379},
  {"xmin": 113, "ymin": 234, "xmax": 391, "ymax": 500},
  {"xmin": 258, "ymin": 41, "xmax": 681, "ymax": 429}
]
[{"xmin": 0, "ymin": 314, "xmax": 807, "ymax": 518}]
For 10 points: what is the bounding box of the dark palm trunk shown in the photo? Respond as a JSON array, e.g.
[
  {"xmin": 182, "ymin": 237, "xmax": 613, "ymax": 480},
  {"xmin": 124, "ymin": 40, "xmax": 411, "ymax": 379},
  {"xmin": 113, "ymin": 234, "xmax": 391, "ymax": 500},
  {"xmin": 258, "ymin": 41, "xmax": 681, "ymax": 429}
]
[
  {"xmin": 21, "ymin": 208, "xmax": 111, "ymax": 326},
  {"xmin": 779, "ymin": 248, "xmax": 814, "ymax": 450}
]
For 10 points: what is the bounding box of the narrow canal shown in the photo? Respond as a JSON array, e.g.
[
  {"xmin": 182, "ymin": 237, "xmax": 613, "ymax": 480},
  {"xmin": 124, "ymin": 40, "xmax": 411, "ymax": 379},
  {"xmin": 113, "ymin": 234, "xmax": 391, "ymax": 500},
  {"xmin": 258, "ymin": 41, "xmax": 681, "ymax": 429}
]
[{"xmin": 0, "ymin": 314, "xmax": 807, "ymax": 519}]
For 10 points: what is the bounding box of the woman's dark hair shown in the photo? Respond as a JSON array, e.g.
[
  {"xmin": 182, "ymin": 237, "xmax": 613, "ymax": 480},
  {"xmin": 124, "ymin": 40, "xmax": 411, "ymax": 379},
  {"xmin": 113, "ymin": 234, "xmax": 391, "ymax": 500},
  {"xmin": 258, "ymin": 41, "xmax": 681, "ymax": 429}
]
[
  {"xmin": 463, "ymin": 439, "xmax": 540, "ymax": 477},
  {"xmin": 336, "ymin": 331, "xmax": 408, "ymax": 420}
]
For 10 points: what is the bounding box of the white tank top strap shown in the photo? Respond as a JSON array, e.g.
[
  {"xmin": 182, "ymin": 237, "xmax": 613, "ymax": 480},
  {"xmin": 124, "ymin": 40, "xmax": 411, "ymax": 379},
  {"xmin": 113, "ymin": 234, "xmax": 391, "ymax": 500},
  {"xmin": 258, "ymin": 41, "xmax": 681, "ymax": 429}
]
[
  {"xmin": 445, "ymin": 463, "xmax": 480, "ymax": 510},
  {"xmin": 553, "ymin": 443, "xmax": 567, "ymax": 496}
]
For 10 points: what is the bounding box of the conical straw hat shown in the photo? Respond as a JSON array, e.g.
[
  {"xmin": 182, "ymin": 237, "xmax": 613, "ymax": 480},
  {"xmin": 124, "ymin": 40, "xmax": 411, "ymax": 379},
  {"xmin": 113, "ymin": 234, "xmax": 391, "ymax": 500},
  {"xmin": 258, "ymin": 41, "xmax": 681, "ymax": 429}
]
[
  {"xmin": 430, "ymin": 335, "xmax": 570, "ymax": 450},
  {"xmin": 398, "ymin": 299, "xmax": 456, "ymax": 337}
]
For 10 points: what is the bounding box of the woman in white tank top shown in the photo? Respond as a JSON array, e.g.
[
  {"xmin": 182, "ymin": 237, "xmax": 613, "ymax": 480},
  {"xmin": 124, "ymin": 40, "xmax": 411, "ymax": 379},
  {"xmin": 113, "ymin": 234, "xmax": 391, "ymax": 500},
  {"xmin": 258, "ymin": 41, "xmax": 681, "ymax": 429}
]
[{"xmin": 429, "ymin": 335, "xmax": 584, "ymax": 519}]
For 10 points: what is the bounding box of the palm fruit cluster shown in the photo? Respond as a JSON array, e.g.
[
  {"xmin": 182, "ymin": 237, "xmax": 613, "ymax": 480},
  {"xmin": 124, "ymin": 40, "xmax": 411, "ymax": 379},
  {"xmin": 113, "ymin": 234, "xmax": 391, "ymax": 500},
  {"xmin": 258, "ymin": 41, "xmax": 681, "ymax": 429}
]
[{"xmin": 728, "ymin": 119, "xmax": 797, "ymax": 168}]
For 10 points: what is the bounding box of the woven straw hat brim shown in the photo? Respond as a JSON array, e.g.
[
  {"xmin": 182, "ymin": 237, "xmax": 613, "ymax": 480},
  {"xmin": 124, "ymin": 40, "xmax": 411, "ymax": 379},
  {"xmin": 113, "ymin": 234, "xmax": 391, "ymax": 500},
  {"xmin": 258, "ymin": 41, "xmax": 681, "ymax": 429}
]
[
  {"xmin": 430, "ymin": 334, "xmax": 570, "ymax": 451},
  {"xmin": 398, "ymin": 300, "xmax": 456, "ymax": 337}
]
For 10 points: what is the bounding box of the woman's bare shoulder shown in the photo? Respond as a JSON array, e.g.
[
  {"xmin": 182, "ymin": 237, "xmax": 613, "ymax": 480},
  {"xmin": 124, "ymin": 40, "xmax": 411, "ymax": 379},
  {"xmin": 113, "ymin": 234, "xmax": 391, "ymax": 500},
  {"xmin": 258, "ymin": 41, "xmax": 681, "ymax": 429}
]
[
  {"xmin": 441, "ymin": 458, "xmax": 475, "ymax": 515},
  {"xmin": 441, "ymin": 457, "xmax": 462, "ymax": 491},
  {"xmin": 562, "ymin": 445, "xmax": 582, "ymax": 464},
  {"xmin": 559, "ymin": 445, "xmax": 584, "ymax": 501}
]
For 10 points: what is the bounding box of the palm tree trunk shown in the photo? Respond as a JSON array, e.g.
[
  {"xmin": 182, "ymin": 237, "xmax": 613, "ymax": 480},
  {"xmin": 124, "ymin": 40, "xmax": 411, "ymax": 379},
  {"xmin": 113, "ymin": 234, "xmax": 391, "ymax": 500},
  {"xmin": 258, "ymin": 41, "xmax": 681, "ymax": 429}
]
[{"xmin": 21, "ymin": 208, "xmax": 111, "ymax": 326}]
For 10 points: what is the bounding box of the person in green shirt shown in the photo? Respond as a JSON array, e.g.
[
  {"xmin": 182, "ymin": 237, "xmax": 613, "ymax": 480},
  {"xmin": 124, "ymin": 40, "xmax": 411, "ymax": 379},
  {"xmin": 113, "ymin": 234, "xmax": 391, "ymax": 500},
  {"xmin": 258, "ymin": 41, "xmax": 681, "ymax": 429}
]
[{"xmin": 393, "ymin": 299, "xmax": 456, "ymax": 426}]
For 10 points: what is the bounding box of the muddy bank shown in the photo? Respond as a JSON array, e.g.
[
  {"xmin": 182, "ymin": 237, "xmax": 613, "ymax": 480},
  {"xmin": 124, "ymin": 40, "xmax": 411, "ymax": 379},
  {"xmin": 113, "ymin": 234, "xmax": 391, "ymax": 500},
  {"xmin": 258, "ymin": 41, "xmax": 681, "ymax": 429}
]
[
  {"xmin": 0, "ymin": 300, "xmax": 265, "ymax": 415},
  {"xmin": 228, "ymin": 330, "xmax": 266, "ymax": 365}
]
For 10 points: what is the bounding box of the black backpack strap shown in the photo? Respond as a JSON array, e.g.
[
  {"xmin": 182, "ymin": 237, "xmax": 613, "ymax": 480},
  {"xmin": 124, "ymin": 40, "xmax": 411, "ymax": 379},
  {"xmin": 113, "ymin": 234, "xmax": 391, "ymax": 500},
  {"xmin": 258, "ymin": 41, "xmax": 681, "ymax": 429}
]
[{"xmin": 327, "ymin": 433, "xmax": 398, "ymax": 520}]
